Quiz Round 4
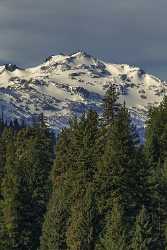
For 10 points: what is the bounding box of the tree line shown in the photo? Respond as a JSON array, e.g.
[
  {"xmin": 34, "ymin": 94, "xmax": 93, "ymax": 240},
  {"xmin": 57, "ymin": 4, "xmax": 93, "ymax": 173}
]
[{"xmin": 0, "ymin": 86, "xmax": 167, "ymax": 249}]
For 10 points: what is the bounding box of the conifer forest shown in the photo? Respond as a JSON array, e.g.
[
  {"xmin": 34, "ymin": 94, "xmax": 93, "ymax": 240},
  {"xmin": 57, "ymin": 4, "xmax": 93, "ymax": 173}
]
[{"xmin": 1, "ymin": 86, "xmax": 167, "ymax": 250}]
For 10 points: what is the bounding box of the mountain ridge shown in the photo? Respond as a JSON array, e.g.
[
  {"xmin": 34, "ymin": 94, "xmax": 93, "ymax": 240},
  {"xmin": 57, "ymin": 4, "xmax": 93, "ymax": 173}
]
[{"xmin": 0, "ymin": 51, "xmax": 166, "ymax": 139}]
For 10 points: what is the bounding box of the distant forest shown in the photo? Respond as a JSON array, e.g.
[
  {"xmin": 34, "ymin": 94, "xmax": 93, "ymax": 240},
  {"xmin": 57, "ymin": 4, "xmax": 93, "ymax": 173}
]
[{"xmin": 0, "ymin": 85, "xmax": 167, "ymax": 250}]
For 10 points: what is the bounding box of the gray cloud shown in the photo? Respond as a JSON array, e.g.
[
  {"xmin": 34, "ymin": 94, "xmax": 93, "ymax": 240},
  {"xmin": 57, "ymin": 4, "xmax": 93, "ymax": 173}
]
[{"xmin": 0, "ymin": 0, "xmax": 166, "ymax": 79}]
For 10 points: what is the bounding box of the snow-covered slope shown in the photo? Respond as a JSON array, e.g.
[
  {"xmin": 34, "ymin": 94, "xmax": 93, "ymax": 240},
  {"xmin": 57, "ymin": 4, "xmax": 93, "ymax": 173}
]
[{"xmin": 0, "ymin": 51, "xmax": 166, "ymax": 138}]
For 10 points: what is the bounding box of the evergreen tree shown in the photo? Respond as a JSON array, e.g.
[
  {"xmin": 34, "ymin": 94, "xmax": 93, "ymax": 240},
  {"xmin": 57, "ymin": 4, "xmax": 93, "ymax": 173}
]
[
  {"xmin": 160, "ymin": 160, "xmax": 167, "ymax": 246},
  {"xmin": 0, "ymin": 139, "xmax": 19, "ymax": 250},
  {"xmin": 134, "ymin": 148, "xmax": 152, "ymax": 212},
  {"xmin": 41, "ymin": 111, "xmax": 99, "ymax": 250},
  {"xmin": 0, "ymin": 127, "xmax": 15, "ymax": 249},
  {"xmin": 145, "ymin": 96, "xmax": 167, "ymax": 167},
  {"xmin": 149, "ymin": 159, "xmax": 167, "ymax": 249},
  {"xmin": 66, "ymin": 185, "xmax": 96, "ymax": 250},
  {"xmin": 40, "ymin": 125, "xmax": 77, "ymax": 250},
  {"xmin": 76, "ymin": 110, "xmax": 99, "ymax": 181},
  {"xmin": 103, "ymin": 84, "xmax": 119, "ymax": 125},
  {"xmin": 97, "ymin": 105, "xmax": 139, "ymax": 212},
  {"xmin": 131, "ymin": 206, "xmax": 153, "ymax": 250},
  {"xmin": 1, "ymin": 126, "xmax": 54, "ymax": 250},
  {"xmin": 95, "ymin": 105, "xmax": 140, "ymax": 247},
  {"xmin": 144, "ymin": 97, "xmax": 167, "ymax": 248},
  {"xmin": 99, "ymin": 198, "xmax": 127, "ymax": 250},
  {"xmin": 40, "ymin": 189, "xmax": 68, "ymax": 250}
]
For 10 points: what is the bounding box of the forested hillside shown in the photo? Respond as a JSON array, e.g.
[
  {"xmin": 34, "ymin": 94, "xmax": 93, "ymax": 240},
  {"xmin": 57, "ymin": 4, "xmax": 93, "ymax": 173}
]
[{"xmin": 0, "ymin": 86, "xmax": 167, "ymax": 249}]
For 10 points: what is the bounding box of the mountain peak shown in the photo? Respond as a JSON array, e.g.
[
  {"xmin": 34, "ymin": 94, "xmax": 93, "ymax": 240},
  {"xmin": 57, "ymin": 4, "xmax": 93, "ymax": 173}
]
[
  {"xmin": 0, "ymin": 51, "xmax": 166, "ymax": 142},
  {"xmin": 43, "ymin": 51, "xmax": 94, "ymax": 66},
  {"xmin": 71, "ymin": 51, "xmax": 92, "ymax": 58}
]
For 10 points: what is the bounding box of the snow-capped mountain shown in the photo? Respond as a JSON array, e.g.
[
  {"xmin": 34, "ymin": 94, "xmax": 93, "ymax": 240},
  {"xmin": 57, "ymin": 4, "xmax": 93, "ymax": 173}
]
[{"xmin": 0, "ymin": 51, "xmax": 166, "ymax": 138}]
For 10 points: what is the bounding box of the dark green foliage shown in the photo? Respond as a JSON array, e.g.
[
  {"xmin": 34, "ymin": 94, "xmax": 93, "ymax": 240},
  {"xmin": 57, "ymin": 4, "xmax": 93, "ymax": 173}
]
[
  {"xmin": 40, "ymin": 189, "xmax": 68, "ymax": 250},
  {"xmin": 145, "ymin": 96, "xmax": 167, "ymax": 167},
  {"xmin": 1, "ymin": 90, "xmax": 167, "ymax": 250},
  {"xmin": 66, "ymin": 185, "xmax": 96, "ymax": 250},
  {"xmin": 96, "ymin": 105, "xmax": 139, "ymax": 216},
  {"xmin": 148, "ymin": 160, "xmax": 167, "ymax": 249},
  {"xmin": 144, "ymin": 96, "xmax": 167, "ymax": 248},
  {"xmin": 40, "ymin": 110, "xmax": 100, "ymax": 250},
  {"xmin": 103, "ymin": 84, "xmax": 120, "ymax": 124},
  {"xmin": 131, "ymin": 206, "xmax": 153, "ymax": 250},
  {"xmin": 0, "ymin": 124, "xmax": 54, "ymax": 250},
  {"xmin": 99, "ymin": 198, "xmax": 127, "ymax": 250},
  {"xmin": 0, "ymin": 140, "xmax": 19, "ymax": 250}
]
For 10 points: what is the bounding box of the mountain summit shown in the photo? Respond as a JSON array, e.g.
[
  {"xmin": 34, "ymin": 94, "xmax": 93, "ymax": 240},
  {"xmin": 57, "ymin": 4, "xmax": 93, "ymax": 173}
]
[{"xmin": 0, "ymin": 51, "xmax": 166, "ymax": 138}]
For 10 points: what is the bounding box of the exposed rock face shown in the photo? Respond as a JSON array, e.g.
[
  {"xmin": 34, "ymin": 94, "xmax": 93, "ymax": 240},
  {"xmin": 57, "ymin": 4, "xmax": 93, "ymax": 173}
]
[{"xmin": 0, "ymin": 51, "xmax": 166, "ymax": 140}]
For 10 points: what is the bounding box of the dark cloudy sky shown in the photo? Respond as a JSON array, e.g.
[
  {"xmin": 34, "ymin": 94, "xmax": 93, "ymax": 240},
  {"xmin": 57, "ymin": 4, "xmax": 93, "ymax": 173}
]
[{"xmin": 0, "ymin": 0, "xmax": 166, "ymax": 79}]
